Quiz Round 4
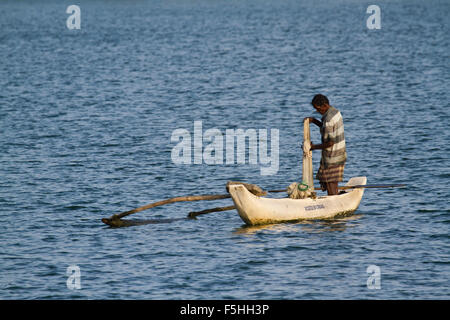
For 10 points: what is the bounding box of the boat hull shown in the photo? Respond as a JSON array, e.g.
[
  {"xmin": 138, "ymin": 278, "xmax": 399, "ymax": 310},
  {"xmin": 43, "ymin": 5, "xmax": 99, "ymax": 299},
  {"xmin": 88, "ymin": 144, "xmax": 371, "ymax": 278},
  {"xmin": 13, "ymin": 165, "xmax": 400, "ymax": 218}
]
[{"xmin": 229, "ymin": 177, "xmax": 367, "ymax": 225}]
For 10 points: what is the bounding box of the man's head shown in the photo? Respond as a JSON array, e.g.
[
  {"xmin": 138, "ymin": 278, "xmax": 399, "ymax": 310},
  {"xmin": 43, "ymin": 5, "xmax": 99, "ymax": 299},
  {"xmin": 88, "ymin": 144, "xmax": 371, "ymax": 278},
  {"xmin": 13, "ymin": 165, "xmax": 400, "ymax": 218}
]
[{"xmin": 311, "ymin": 94, "xmax": 330, "ymax": 115}]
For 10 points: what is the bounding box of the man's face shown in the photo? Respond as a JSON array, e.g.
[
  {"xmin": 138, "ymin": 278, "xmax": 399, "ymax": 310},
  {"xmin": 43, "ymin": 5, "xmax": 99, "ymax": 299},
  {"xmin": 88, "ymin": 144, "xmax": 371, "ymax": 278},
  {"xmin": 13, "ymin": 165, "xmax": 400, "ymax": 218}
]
[{"xmin": 313, "ymin": 103, "xmax": 329, "ymax": 115}]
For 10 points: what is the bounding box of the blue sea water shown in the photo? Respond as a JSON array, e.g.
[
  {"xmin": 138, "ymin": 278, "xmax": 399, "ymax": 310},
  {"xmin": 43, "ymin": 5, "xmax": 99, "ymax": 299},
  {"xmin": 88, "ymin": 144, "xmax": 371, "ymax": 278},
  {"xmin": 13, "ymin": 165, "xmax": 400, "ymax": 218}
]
[{"xmin": 0, "ymin": 0, "xmax": 449, "ymax": 299}]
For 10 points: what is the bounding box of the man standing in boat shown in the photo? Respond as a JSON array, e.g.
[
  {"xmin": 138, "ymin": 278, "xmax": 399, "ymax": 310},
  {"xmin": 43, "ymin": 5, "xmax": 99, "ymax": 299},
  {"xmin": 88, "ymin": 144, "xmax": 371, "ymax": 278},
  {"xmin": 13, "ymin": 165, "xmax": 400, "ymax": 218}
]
[{"xmin": 306, "ymin": 94, "xmax": 347, "ymax": 196}]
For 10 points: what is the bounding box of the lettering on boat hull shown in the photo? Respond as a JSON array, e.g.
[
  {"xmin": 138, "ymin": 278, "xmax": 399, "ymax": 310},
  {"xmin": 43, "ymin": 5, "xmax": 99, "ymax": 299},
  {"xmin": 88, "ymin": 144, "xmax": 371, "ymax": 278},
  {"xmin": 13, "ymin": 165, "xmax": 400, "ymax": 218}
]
[{"xmin": 304, "ymin": 204, "xmax": 325, "ymax": 211}]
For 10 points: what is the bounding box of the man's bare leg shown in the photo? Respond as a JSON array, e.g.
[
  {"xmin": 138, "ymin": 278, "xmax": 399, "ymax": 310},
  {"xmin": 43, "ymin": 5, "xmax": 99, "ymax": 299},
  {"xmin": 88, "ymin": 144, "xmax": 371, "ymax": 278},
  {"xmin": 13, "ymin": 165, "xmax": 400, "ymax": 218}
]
[{"xmin": 326, "ymin": 182, "xmax": 339, "ymax": 195}]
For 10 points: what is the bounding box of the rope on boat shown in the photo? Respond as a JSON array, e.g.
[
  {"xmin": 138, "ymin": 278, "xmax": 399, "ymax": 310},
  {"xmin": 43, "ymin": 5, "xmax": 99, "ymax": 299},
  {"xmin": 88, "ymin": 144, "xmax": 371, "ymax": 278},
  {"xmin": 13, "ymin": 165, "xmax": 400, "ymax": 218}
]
[{"xmin": 287, "ymin": 182, "xmax": 316, "ymax": 199}]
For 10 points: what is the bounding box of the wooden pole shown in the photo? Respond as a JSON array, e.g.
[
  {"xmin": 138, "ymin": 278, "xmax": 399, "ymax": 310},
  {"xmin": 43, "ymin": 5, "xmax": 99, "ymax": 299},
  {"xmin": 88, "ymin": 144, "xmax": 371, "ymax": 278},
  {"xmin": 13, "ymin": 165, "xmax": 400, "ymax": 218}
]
[
  {"xmin": 188, "ymin": 205, "xmax": 236, "ymax": 218},
  {"xmin": 336, "ymin": 184, "xmax": 406, "ymax": 190},
  {"xmin": 102, "ymin": 193, "xmax": 231, "ymax": 226},
  {"xmin": 268, "ymin": 184, "xmax": 406, "ymax": 193}
]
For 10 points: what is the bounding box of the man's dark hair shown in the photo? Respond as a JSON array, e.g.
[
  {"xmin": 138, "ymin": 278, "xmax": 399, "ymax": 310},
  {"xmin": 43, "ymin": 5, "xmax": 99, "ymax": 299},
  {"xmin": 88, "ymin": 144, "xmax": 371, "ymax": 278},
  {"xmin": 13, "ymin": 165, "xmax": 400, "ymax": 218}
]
[{"xmin": 311, "ymin": 94, "xmax": 329, "ymax": 107}]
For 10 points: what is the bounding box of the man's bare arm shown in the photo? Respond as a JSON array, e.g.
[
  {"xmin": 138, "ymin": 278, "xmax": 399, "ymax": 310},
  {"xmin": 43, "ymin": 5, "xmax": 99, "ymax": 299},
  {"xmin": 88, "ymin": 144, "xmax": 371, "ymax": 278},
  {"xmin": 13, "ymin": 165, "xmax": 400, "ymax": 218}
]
[
  {"xmin": 304, "ymin": 117, "xmax": 322, "ymax": 127},
  {"xmin": 311, "ymin": 141, "xmax": 334, "ymax": 150}
]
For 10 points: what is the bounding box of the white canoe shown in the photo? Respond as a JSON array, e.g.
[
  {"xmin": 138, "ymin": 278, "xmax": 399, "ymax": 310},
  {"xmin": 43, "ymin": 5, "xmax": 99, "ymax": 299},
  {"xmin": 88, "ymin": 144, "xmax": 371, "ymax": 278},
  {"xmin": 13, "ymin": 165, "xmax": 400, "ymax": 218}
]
[{"xmin": 228, "ymin": 176, "xmax": 367, "ymax": 225}]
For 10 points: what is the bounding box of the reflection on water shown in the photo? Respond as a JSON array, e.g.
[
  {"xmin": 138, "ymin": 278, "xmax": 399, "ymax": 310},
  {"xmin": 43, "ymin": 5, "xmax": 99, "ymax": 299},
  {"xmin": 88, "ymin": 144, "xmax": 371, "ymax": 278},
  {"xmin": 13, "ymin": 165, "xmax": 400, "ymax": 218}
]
[
  {"xmin": 233, "ymin": 214, "xmax": 363, "ymax": 235},
  {"xmin": 298, "ymin": 214, "xmax": 363, "ymax": 233}
]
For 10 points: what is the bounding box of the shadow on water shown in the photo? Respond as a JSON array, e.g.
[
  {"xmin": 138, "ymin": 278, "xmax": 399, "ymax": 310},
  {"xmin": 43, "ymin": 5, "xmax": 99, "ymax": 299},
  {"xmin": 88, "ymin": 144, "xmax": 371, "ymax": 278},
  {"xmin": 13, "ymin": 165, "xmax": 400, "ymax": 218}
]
[{"xmin": 233, "ymin": 214, "xmax": 363, "ymax": 235}]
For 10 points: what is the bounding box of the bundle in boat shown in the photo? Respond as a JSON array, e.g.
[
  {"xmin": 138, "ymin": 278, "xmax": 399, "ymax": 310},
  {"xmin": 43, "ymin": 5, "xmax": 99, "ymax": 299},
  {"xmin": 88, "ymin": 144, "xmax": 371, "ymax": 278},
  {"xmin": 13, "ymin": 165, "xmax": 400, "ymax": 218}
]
[{"xmin": 287, "ymin": 118, "xmax": 316, "ymax": 199}]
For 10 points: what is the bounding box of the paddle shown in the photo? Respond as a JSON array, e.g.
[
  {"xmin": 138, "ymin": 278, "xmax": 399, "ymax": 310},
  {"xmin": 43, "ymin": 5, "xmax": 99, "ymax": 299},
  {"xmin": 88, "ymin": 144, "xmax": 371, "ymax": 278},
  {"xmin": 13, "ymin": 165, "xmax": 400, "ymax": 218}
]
[{"xmin": 268, "ymin": 184, "xmax": 406, "ymax": 193}]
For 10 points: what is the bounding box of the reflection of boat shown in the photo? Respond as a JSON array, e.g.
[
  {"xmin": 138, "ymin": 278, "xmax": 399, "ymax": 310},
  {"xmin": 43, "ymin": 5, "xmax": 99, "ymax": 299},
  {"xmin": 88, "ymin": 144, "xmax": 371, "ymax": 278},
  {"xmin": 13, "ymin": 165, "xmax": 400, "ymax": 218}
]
[
  {"xmin": 228, "ymin": 176, "xmax": 366, "ymax": 226},
  {"xmin": 233, "ymin": 214, "xmax": 363, "ymax": 235},
  {"xmin": 233, "ymin": 222, "xmax": 301, "ymax": 235}
]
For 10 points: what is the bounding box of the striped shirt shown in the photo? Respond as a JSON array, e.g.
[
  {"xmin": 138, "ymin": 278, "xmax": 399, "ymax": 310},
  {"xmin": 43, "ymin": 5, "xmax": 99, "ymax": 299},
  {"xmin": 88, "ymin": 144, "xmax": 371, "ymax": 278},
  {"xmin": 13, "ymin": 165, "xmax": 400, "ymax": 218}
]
[{"xmin": 320, "ymin": 106, "xmax": 347, "ymax": 168}]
